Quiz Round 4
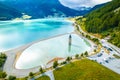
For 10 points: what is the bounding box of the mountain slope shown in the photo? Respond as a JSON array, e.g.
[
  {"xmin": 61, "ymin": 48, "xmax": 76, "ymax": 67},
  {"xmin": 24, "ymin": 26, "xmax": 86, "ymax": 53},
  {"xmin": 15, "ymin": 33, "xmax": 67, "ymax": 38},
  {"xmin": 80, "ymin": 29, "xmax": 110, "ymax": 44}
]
[
  {"xmin": 0, "ymin": 0, "xmax": 107, "ymax": 20},
  {"xmin": 0, "ymin": 3, "xmax": 22, "ymax": 20},
  {"xmin": 0, "ymin": 0, "xmax": 82, "ymax": 18},
  {"xmin": 77, "ymin": 0, "xmax": 120, "ymax": 47}
]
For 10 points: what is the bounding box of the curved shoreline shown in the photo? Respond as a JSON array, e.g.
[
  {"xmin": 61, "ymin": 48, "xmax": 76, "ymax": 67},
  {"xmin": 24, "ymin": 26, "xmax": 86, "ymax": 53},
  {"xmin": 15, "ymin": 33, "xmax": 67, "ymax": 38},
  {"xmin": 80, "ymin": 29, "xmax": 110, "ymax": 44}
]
[
  {"xmin": 3, "ymin": 33, "xmax": 74, "ymax": 77},
  {"xmin": 13, "ymin": 33, "xmax": 74, "ymax": 70},
  {"xmin": 3, "ymin": 22, "xmax": 95, "ymax": 78}
]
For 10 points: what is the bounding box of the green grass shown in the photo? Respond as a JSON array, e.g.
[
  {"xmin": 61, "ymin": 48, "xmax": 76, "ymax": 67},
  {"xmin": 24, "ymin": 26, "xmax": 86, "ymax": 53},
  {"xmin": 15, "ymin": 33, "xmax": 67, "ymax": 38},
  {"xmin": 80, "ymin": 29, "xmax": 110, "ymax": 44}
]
[
  {"xmin": 16, "ymin": 78, "xmax": 27, "ymax": 80},
  {"xmin": 113, "ymin": 54, "xmax": 120, "ymax": 59},
  {"xmin": 54, "ymin": 59, "xmax": 120, "ymax": 80},
  {"xmin": 36, "ymin": 75, "xmax": 50, "ymax": 80}
]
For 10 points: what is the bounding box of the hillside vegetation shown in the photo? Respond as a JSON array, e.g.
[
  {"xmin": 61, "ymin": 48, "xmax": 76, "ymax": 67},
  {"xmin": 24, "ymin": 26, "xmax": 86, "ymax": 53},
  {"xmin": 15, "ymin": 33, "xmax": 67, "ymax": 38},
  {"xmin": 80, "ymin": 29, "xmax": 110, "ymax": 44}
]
[{"xmin": 76, "ymin": 0, "xmax": 120, "ymax": 47}]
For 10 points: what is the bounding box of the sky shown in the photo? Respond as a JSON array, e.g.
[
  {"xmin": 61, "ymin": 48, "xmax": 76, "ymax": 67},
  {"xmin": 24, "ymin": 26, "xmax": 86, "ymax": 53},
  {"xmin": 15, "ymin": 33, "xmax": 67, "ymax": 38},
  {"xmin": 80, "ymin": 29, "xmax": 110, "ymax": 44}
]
[
  {"xmin": 0, "ymin": 0, "xmax": 112, "ymax": 9},
  {"xmin": 59, "ymin": 0, "xmax": 112, "ymax": 9}
]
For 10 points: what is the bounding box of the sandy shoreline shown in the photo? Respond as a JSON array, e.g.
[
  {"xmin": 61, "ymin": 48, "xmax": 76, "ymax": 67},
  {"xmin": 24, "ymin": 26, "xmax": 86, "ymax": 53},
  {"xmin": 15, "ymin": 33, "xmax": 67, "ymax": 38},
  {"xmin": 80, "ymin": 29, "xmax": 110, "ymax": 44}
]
[
  {"xmin": 3, "ymin": 21, "xmax": 95, "ymax": 77},
  {"xmin": 13, "ymin": 51, "xmax": 23, "ymax": 69},
  {"xmin": 3, "ymin": 33, "xmax": 75, "ymax": 77}
]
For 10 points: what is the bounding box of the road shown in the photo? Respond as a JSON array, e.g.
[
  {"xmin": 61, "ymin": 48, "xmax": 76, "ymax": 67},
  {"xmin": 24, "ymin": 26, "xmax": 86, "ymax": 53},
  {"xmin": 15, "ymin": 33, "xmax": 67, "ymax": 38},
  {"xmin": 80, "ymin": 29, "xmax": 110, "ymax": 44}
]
[
  {"xmin": 74, "ymin": 23, "xmax": 96, "ymax": 39},
  {"xmin": 101, "ymin": 39, "xmax": 120, "ymax": 54},
  {"xmin": 75, "ymin": 22, "xmax": 120, "ymax": 55}
]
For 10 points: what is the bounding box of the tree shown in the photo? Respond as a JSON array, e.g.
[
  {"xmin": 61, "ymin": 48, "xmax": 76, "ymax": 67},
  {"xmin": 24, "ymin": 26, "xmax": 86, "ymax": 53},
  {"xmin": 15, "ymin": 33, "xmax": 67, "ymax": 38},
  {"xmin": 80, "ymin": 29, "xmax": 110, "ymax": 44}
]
[
  {"xmin": 8, "ymin": 75, "xmax": 16, "ymax": 80},
  {"xmin": 53, "ymin": 61, "xmax": 58, "ymax": 68},
  {"xmin": 66, "ymin": 57, "xmax": 72, "ymax": 62},
  {"xmin": 0, "ymin": 71, "xmax": 7, "ymax": 78},
  {"xmin": 39, "ymin": 67, "xmax": 44, "ymax": 73},
  {"xmin": 76, "ymin": 0, "xmax": 120, "ymax": 48},
  {"xmin": 0, "ymin": 53, "xmax": 7, "ymax": 68},
  {"xmin": 29, "ymin": 72, "xmax": 34, "ymax": 78},
  {"xmin": 75, "ymin": 54, "xmax": 79, "ymax": 59},
  {"xmin": 84, "ymin": 51, "xmax": 88, "ymax": 57},
  {"xmin": 0, "ymin": 53, "xmax": 7, "ymax": 59},
  {"xmin": 81, "ymin": 53, "xmax": 84, "ymax": 57}
]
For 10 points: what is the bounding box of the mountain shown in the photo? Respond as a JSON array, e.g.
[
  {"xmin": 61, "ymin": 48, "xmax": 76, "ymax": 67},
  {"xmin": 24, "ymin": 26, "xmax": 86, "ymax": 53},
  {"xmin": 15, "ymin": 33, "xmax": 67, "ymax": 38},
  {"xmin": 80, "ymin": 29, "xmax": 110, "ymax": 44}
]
[
  {"xmin": 77, "ymin": 0, "xmax": 120, "ymax": 47},
  {"xmin": 0, "ymin": 0, "xmax": 107, "ymax": 20},
  {"xmin": 0, "ymin": 0, "xmax": 106, "ymax": 20},
  {"xmin": 0, "ymin": 3, "xmax": 22, "ymax": 20},
  {"xmin": 0, "ymin": 0, "xmax": 82, "ymax": 19}
]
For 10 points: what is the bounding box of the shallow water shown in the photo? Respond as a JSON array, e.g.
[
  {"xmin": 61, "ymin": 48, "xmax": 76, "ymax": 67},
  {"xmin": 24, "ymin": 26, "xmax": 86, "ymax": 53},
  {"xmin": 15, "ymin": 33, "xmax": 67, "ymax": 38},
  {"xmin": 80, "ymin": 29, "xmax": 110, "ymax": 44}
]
[
  {"xmin": 16, "ymin": 34, "xmax": 91, "ymax": 69},
  {"xmin": 0, "ymin": 18, "xmax": 74, "ymax": 52}
]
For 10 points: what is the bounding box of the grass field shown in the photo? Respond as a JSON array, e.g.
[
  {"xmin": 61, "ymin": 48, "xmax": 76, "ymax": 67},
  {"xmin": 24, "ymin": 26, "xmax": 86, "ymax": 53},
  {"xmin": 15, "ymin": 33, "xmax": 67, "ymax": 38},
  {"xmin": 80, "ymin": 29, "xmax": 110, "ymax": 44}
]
[
  {"xmin": 36, "ymin": 75, "xmax": 50, "ymax": 80},
  {"xmin": 54, "ymin": 59, "xmax": 120, "ymax": 80},
  {"xmin": 17, "ymin": 78, "xmax": 27, "ymax": 80}
]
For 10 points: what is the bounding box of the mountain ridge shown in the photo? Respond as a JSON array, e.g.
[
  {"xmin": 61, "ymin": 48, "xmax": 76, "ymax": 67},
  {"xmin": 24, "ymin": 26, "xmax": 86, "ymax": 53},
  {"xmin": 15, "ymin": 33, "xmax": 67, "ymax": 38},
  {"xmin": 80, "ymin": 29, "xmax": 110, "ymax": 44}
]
[
  {"xmin": 2, "ymin": 0, "xmax": 106, "ymax": 19},
  {"xmin": 0, "ymin": 0, "xmax": 82, "ymax": 18},
  {"xmin": 0, "ymin": 0, "xmax": 107, "ymax": 20}
]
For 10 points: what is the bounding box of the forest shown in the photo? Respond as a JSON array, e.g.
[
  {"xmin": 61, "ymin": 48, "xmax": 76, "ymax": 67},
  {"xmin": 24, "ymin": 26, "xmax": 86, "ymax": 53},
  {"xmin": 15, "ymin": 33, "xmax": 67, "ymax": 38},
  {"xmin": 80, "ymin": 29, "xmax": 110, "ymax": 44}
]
[{"xmin": 77, "ymin": 0, "xmax": 120, "ymax": 47}]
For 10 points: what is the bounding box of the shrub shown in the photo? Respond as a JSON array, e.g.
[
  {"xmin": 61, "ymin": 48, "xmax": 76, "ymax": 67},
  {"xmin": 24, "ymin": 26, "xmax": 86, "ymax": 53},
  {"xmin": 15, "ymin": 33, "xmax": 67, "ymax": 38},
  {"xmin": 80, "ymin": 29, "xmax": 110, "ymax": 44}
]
[
  {"xmin": 53, "ymin": 61, "xmax": 58, "ymax": 68},
  {"xmin": 61, "ymin": 61, "xmax": 67, "ymax": 65},
  {"xmin": 0, "ymin": 71, "xmax": 7, "ymax": 78},
  {"xmin": 8, "ymin": 75, "xmax": 16, "ymax": 80},
  {"xmin": 113, "ymin": 54, "xmax": 120, "ymax": 59}
]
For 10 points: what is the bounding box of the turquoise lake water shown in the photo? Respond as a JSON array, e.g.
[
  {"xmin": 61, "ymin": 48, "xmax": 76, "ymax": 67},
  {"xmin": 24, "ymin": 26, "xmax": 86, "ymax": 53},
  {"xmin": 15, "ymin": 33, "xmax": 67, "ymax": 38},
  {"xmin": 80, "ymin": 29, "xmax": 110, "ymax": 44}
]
[
  {"xmin": 0, "ymin": 18, "xmax": 74, "ymax": 52},
  {"xmin": 0, "ymin": 18, "xmax": 91, "ymax": 69}
]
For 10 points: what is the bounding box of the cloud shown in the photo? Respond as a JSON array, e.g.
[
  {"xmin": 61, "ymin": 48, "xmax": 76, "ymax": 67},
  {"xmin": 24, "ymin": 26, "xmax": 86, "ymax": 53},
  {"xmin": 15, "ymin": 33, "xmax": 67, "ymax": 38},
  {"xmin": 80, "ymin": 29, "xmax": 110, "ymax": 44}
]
[{"xmin": 59, "ymin": 0, "xmax": 112, "ymax": 9}]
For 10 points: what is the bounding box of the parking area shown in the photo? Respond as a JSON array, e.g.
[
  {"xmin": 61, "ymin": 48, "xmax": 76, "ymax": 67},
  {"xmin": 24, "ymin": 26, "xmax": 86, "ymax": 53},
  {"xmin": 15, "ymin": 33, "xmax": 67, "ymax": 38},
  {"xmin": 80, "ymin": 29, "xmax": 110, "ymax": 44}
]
[{"xmin": 88, "ymin": 47, "xmax": 120, "ymax": 74}]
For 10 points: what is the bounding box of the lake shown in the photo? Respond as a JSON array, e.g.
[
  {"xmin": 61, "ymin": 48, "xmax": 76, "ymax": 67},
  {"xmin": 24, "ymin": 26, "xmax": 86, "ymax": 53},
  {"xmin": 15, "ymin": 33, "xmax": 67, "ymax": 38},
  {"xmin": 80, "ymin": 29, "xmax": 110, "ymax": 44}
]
[{"xmin": 0, "ymin": 18, "xmax": 74, "ymax": 52}]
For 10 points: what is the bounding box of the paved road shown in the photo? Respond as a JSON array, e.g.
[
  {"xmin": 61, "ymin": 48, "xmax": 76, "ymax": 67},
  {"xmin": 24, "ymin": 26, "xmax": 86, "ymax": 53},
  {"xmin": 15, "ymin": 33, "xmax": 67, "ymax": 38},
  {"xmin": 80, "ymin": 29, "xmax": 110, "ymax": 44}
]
[
  {"xmin": 45, "ymin": 70, "xmax": 55, "ymax": 80},
  {"xmin": 75, "ymin": 23, "xmax": 120, "ymax": 55},
  {"xmin": 75, "ymin": 23, "xmax": 96, "ymax": 39},
  {"xmin": 101, "ymin": 39, "xmax": 120, "ymax": 54},
  {"xmin": 34, "ymin": 70, "xmax": 55, "ymax": 80}
]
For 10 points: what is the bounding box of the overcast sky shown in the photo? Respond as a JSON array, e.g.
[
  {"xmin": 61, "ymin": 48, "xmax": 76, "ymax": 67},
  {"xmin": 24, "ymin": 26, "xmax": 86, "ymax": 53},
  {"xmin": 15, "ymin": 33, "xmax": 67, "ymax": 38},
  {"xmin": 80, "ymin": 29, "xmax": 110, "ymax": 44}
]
[{"xmin": 59, "ymin": 0, "xmax": 112, "ymax": 9}]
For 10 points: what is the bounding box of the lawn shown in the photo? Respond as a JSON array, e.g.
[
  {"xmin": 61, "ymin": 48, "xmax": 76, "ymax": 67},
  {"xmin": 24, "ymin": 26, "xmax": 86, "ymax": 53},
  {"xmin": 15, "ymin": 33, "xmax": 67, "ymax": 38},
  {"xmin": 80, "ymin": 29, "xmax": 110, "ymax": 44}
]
[
  {"xmin": 36, "ymin": 75, "xmax": 50, "ymax": 80},
  {"xmin": 16, "ymin": 78, "xmax": 27, "ymax": 80},
  {"xmin": 54, "ymin": 59, "xmax": 120, "ymax": 80}
]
